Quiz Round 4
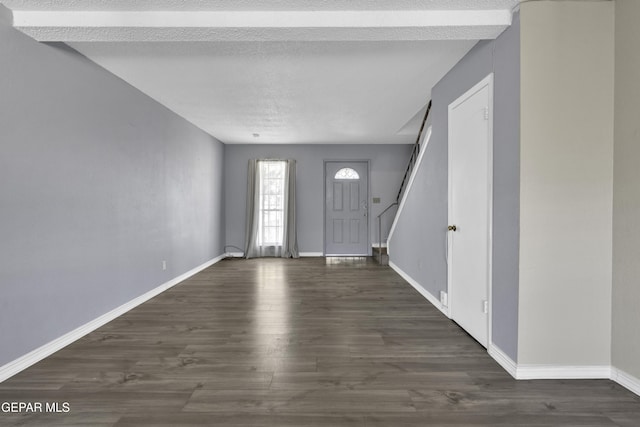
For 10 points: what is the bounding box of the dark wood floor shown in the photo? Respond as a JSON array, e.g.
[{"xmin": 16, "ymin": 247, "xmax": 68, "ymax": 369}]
[{"xmin": 1, "ymin": 257, "xmax": 639, "ymax": 426}]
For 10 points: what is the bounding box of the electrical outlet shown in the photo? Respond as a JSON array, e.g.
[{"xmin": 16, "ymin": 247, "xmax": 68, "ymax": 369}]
[
  {"xmin": 162, "ymin": 260, "xmax": 167, "ymax": 271},
  {"xmin": 440, "ymin": 291, "xmax": 448, "ymax": 307}
]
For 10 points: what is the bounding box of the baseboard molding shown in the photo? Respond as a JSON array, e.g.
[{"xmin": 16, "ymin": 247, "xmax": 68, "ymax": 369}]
[
  {"xmin": 228, "ymin": 252, "xmax": 323, "ymax": 258},
  {"xmin": 516, "ymin": 364, "xmax": 611, "ymax": 380},
  {"xmin": 487, "ymin": 346, "xmax": 636, "ymax": 394},
  {"xmin": 371, "ymin": 243, "xmax": 388, "ymax": 248},
  {"xmin": 0, "ymin": 254, "xmax": 226, "ymax": 383},
  {"xmin": 611, "ymin": 367, "xmax": 640, "ymax": 396},
  {"xmin": 388, "ymin": 260, "xmax": 449, "ymax": 317},
  {"xmin": 489, "ymin": 346, "xmax": 640, "ymax": 397},
  {"xmin": 488, "ymin": 344, "xmax": 517, "ymax": 378}
]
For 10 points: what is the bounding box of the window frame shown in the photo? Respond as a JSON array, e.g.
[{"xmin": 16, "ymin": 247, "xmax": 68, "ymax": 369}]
[{"xmin": 257, "ymin": 160, "xmax": 286, "ymax": 247}]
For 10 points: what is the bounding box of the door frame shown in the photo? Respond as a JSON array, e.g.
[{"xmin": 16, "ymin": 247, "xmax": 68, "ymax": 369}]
[
  {"xmin": 323, "ymin": 160, "xmax": 371, "ymax": 256},
  {"xmin": 447, "ymin": 73, "xmax": 494, "ymax": 348}
]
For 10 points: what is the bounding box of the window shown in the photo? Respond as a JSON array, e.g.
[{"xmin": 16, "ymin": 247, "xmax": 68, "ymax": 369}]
[
  {"xmin": 245, "ymin": 158, "xmax": 298, "ymax": 259},
  {"xmin": 258, "ymin": 160, "xmax": 286, "ymax": 246},
  {"xmin": 334, "ymin": 168, "xmax": 360, "ymax": 180}
]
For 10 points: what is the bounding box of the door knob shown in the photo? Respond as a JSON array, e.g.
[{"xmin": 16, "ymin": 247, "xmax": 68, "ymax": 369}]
[{"xmin": 448, "ymin": 225, "xmax": 457, "ymax": 231}]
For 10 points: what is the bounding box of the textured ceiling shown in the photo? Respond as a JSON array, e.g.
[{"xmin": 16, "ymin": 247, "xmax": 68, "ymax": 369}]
[
  {"xmin": 3, "ymin": 0, "xmax": 519, "ymax": 144},
  {"xmin": 68, "ymin": 40, "xmax": 474, "ymax": 144}
]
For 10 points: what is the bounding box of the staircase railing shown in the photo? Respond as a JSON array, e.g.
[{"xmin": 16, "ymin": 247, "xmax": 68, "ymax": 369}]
[{"xmin": 376, "ymin": 100, "xmax": 432, "ymax": 264}]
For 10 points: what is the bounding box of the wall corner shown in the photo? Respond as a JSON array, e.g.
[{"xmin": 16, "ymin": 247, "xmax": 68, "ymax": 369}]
[{"xmin": 0, "ymin": 5, "xmax": 13, "ymax": 27}]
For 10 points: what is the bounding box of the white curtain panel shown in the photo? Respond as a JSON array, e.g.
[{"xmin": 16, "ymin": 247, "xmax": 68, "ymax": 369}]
[{"xmin": 244, "ymin": 159, "xmax": 299, "ymax": 259}]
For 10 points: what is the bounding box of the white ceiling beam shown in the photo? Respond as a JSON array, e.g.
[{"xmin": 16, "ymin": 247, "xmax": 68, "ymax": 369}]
[{"xmin": 12, "ymin": 10, "xmax": 512, "ymax": 42}]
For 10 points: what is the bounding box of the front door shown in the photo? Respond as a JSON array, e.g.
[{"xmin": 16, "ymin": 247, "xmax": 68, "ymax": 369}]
[
  {"xmin": 325, "ymin": 161, "xmax": 369, "ymax": 256},
  {"xmin": 447, "ymin": 75, "xmax": 493, "ymax": 348}
]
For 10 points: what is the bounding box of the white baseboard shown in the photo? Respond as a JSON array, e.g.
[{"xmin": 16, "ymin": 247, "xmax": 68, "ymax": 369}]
[
  {"xmin": 371, "ymin": 243, "xmax": 388, "ymax": 248},
  {"xmin": 488, "ymin": 344, "xmax": 517, "ymax": 378},
  {"xmin": 229, "ymin": 252, "xmax": 323, "ymax": 258},
  {"xmin": 516, "ymin": 364, "xmax": 611, "ymax": 380},
  {"xmin": 611, "ymin": 367, "xmax": 640, "ymax": 396},
  {"xmin": 300, "ymin": 252, "xmax": 323, "ymax": 257},
  {"xmin": 487, "ymin": 346, "xmax": 636, "ymax": 396},
  {"xmin": 388, "ymin": 260, "xmax": 449, "ymax": 317},
  {"xmin": 0, "ymin": 254, "xmax": 226, "ymax": 383},
  {"xmin": 488, "ymin": 344, "xmax": 616, "ymax": 382}
]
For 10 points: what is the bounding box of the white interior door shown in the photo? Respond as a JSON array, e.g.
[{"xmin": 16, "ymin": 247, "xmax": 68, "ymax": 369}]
[
  {"xmin": 447, "ymin": 75, "xmax": 493, "ymax": 348},
  {"xmin": 325, "ymin": 161, "xmax": 369, "ymax": 256}
]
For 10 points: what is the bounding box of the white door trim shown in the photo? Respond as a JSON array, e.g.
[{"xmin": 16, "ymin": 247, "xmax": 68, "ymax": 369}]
[{"xmin": 447, "ymin": 73, "xmax": 494, "ymax": 348}]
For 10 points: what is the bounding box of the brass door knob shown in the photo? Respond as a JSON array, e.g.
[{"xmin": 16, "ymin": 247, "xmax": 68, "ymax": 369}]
[{"xmin": 448, "ymin": 225, "xmax": 457, "ymax": 231}]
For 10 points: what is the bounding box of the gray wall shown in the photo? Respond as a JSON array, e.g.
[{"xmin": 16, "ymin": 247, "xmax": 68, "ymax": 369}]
[
  {"xmin": 0, "ymin": 8, "xmax": 225, "ymax": 366},
  {"xmin": 224, "ymin": 144, "xmax": 412, "ymax": 254},
  {"xmin": 490, "ymin": 12, "xmax": 521, "ymax": 363},
  {"xmin": 613, "ymin": 0, "xmax": 640, "ymax": 380},
  {"xmin": 389, "ymin": 14, "xmax": 521, "ymax": 360}
]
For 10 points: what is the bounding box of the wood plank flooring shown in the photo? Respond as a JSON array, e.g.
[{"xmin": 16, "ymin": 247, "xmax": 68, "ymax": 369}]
[{"xmin": 1, "ymin": 257, "xmax": 639, "ymax": 426}]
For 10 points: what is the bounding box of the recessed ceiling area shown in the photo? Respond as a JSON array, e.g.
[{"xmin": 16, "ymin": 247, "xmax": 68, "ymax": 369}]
[{"xmin": 3, "ymin": 0, "xmax": 519, "ymax": 144}]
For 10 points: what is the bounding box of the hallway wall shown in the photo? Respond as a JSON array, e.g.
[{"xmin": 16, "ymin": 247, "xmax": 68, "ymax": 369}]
[
  {"xmin": 0, "ymin": 7, "xmax": 225, "ymax": 367},
  {"xmin": 612, "ymin": 0, "xmax": 640, "ymax": 381},
  {"xmin": 388, "ymin": 14, "xmax": 521, "ymax": 361}
]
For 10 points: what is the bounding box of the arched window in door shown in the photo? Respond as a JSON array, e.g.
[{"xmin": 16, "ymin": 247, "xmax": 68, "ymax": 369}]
[{"xmin": 334, "ymin": 168, "xmax": 360, "ymax": 180}]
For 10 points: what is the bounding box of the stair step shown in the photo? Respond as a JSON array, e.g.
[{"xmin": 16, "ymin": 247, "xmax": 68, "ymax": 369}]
[
  {"xmin": 372, "ymin": 246, "xmax": 388, "ymax": 255},
  {"xmin": 372, "ymin": 246, "xmax": 389, "ymax": 265}
]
